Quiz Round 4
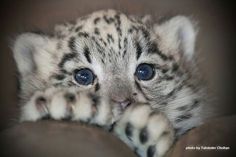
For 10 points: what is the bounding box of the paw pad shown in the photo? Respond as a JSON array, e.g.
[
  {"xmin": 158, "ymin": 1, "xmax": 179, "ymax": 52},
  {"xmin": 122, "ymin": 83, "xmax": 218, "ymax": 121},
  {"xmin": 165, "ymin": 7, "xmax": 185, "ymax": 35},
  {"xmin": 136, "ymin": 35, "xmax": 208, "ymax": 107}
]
[
  {"xmin": 125, "ymin": 122, "xmax": 133, "ymax": 139},
  {"xmin": 139, "ymin": 127, "xmax": 148, "ymax": 144},
  {"xmin": 147, "ymin": 145, "xmax": 156, "ymax": 157}
]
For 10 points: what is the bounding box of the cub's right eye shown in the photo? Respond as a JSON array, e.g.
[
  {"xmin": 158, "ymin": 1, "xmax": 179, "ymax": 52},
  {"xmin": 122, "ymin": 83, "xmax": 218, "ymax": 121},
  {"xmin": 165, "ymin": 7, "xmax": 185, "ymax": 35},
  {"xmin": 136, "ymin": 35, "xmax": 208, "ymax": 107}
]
[{"xmin": 73, "ymin": 68, "xmax": 95, "ymax": 85}]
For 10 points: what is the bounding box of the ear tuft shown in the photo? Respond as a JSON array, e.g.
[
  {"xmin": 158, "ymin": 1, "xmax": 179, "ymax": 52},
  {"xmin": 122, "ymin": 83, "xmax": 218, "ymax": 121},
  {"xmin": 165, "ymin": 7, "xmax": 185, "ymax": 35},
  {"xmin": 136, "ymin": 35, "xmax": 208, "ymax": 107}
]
[
  {"xmin": 154, "ymin": 16, "xmax": 197, "ymax": 61},
  {"xmin": 13, "ymin": 33, "xmax": 49, "ymax": 75}
]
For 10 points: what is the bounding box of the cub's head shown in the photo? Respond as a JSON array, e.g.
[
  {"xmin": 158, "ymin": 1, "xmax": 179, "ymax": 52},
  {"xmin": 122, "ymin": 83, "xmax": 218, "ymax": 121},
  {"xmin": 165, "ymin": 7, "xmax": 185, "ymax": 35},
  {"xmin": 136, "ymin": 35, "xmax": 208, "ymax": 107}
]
[{"xmin": 13, "ymin": 11, "xmax": 197, "ymax": 116}]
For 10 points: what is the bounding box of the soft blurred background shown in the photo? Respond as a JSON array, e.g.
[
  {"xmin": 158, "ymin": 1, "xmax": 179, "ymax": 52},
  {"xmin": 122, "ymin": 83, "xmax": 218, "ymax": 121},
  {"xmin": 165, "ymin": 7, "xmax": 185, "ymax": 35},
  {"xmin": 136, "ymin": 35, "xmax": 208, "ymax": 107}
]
[{"xmin": 0, "ymin": 0, "xmax": 235, "ymax": 131}]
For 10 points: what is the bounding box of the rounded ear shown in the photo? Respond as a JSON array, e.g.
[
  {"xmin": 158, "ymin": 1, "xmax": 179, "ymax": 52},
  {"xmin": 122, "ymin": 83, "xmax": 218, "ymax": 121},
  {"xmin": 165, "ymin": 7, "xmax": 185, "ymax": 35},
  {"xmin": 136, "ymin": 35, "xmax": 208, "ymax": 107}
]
[
  {"xmin": 12, "ymin": 33, "xmax": 51, "ymax": 75},
  {"xmin": 154, "ymin": 16, "xmax": 197, "ymax": 61}
]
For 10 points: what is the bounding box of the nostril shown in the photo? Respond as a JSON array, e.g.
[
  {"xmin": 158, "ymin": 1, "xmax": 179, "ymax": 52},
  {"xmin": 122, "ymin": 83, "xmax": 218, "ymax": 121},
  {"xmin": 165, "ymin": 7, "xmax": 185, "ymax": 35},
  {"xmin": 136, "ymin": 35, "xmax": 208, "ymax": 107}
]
[
  {"xmin": 120, "ymin": 100, "xmax": 131, "ymax": 109},
  {"xmin": 111, "ymin": 95, "xmax": 132, "ymax": 109}
]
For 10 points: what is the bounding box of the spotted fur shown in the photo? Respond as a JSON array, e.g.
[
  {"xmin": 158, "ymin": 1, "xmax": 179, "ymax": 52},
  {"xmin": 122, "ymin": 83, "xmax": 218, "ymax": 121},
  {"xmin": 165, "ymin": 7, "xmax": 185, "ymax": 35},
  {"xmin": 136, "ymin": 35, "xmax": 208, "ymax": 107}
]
[{"xmin": 13, "ymin": 10, "xmax": 210, "ymax": 157}]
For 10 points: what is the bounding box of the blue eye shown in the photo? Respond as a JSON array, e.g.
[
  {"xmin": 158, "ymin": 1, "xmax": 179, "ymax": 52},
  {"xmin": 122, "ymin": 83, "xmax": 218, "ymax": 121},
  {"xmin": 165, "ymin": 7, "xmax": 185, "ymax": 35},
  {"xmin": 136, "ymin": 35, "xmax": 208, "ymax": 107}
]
[
  {"xmin": 135, "ymin": 64, "xmax": 155, "ymax": 81},
  {"xmin": 73, "ymin": 68, "xmax": 95, "ymax": 85}
]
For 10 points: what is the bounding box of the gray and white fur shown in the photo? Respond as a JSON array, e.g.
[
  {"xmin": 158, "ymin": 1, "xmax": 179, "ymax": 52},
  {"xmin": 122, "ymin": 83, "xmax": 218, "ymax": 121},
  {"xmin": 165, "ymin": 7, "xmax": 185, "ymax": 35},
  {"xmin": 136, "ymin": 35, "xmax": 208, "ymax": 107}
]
[{"xmin": 12, "ymin": 10, "xmax": 211, "ymax": 157}]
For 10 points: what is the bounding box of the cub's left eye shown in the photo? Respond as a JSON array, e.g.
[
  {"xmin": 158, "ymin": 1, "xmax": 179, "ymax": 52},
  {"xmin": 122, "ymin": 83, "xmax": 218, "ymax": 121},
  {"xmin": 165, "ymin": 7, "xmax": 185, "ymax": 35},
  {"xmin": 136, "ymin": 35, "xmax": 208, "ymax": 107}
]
[
  {"xmin": 135, "ymin": 63, "xmax": 155, "ymax": 81},
  {"xmin": 73, "ymin": 68, "xmax": 95, "ymax": 85}
]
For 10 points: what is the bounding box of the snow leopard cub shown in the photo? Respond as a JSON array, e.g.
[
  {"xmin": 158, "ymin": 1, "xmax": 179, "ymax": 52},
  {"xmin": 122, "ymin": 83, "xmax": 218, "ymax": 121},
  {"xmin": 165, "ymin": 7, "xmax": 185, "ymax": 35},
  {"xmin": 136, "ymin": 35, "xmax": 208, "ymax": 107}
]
[{"xmin": 13, "ymin": 9, "xmax": 206, "ymax": 157}]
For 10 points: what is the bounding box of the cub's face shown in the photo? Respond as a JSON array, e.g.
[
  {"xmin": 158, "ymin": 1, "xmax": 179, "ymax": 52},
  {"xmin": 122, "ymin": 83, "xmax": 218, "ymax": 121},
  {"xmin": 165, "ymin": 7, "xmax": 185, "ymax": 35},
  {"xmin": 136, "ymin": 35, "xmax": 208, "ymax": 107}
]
[{"xmin": 13, "ymin": 10, "xmax": 196, "ymax": 118}]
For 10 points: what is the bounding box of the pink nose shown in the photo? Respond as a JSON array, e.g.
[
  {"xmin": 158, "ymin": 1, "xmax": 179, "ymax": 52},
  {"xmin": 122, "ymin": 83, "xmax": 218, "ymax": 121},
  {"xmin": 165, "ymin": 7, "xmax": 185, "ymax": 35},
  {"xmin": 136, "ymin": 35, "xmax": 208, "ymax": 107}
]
[{"xmin": 112, "ymin": 96, "xmax": 131, "ymax": 109}]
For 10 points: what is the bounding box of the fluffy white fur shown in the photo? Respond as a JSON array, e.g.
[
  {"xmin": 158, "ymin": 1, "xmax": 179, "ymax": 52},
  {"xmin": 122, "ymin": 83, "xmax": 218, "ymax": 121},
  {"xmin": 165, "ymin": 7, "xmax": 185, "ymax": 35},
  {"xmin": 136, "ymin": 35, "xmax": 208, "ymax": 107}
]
[{"xmin": 13, "ymin": 10, "xmax": 208, "ymax": 157}]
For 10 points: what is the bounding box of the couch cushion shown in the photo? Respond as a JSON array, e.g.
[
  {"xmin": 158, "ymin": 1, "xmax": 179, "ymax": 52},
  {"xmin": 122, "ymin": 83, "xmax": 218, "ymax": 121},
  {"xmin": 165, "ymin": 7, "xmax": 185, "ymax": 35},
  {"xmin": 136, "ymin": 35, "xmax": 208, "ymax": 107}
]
[{"xmin": 0, "ymin": 120, "xmax": 136, "ymax": 157}]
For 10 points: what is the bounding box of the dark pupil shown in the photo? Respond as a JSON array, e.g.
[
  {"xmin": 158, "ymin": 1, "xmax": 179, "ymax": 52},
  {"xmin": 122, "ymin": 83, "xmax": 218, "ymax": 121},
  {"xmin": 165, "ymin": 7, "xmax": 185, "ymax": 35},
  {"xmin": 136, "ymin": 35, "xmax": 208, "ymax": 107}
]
[
  {"xmin": 74, "ymin": 68, "xmax": 94, "ymax": 85},
  {"xmin": 136, "ymin": 64, "xmax": 154, "ymax": 80}
]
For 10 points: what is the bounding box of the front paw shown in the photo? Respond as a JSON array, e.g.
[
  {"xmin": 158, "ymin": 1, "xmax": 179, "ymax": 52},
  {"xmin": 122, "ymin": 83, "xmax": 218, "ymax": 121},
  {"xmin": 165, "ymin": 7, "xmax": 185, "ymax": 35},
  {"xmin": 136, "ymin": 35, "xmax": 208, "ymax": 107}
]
[
  {"xmin": 20, "ymin": 86, "xmax": 113, "ymax": 128},
  {"xmin": 47, "ymin": 87, "xmax": 113, "ymax": 127},
  {"xmin": 20, "ymin": 87, "xmax": 75, "ymax": 121},
  {"xmin": 114, "ymin": 104, "xmax": 174, "ymax": 157}
]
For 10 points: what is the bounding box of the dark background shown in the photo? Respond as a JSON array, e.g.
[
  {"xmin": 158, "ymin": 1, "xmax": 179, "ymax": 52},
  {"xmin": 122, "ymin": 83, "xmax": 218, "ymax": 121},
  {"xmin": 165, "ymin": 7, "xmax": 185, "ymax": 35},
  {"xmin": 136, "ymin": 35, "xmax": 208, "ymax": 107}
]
[{"xmin": 0, "ymin": 0, "xmax": 235, "ymax": 131}]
